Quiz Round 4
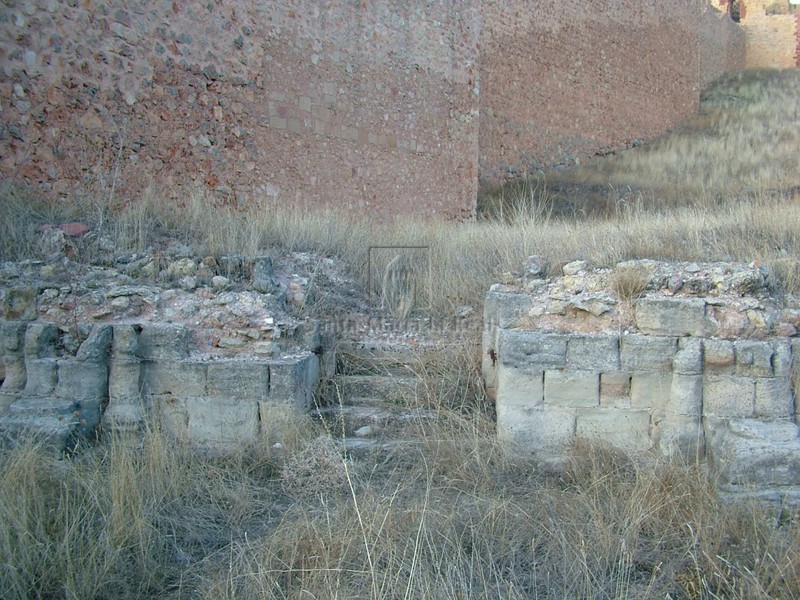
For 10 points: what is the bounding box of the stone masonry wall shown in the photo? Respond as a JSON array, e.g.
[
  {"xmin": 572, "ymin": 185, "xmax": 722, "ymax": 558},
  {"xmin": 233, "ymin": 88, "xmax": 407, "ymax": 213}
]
[
  {"xmin": 0, "ymin": 0, "xmax": 480, "ymax": 219},
  {"xmin": 484, "ymin": 261, "xmax": 800, "ymax": 505},
  {"xmin": 0, "ymin": 319, "xmax": 320, "ymax": 452},
  {"xmin": 478, "ymin": 0, "xmax": 744, "ymax": 184},
  {"xmin": 713, "ymin": 0, "xmax": 800, "ymax": 67},
  {"xmin": 1, "ymin": 1, "xmax": 741, "ymax": 216}
]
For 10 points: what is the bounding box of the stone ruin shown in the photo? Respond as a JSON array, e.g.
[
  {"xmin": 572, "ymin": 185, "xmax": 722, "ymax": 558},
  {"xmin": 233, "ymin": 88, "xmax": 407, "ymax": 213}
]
[
  {"xmin": 0, "ymin": 249, "xmax": 330, "ymax": 454},
  {"xmin": 0, "ymin": 320, "xmax": 320, "ymax": 453},
  {"xmin": 483, "ymin": 258, "xmax": 800, "ymax": 506}
]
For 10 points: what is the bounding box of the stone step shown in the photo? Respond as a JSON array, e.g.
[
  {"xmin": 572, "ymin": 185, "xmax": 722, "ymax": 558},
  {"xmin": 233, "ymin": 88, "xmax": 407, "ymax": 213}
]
[
  {"xmin": 0, "ymin": 413, "xmax": 77, "ymax": 454},
  {"xmin": 313, "ymin": 404, "xmax": 438, "ymax": 437},
  {"xmin": 332, "ymin": 436, "xmax": 423, "ymax": 459},
  {"xmin": 330, "ymin": 374, "xmax": 422, "ymax": 405},
  {"xmin": 336, "ymin": 347, "xmax": 420, "ymax": 377}
]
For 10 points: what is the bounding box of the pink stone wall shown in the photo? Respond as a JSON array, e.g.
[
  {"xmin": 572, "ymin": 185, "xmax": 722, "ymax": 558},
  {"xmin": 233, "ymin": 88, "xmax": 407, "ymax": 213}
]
[
  {"xmin": 1, "ymin": 2, "xmax": 743, "ymax": 218},
  {"xmin": 0, "ymin": 1, "xmax": 480, "ymax": 219},
  {"xmin": 478, "ymin": 0, "xmax": 745, "ymax": 185}
]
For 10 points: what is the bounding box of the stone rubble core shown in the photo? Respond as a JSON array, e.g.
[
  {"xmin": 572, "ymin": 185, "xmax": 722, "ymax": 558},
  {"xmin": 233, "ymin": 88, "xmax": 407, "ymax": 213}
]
[{"xmin": 484, "ymin": 258, "xmax": 800, "ymax": 508}]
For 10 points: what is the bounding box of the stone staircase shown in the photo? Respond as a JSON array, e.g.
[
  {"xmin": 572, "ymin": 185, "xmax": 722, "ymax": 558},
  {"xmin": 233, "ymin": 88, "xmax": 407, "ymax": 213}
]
[{"xmin": 314, "ymin": 342, "xmax": 439, "ymax": 458}]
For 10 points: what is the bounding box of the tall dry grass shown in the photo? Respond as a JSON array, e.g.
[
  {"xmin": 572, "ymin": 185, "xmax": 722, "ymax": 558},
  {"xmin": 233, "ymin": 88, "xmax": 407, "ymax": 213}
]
[{"xmin": 5, "ymin": 421, "xmax": 794, "ymax": 599}]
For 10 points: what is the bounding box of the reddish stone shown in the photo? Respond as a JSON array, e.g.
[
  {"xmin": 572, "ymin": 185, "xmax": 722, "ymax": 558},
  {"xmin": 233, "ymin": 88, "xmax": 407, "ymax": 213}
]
[{"xmin": 58, "ymin": 222, "xmax": 90, "ymax": 237}]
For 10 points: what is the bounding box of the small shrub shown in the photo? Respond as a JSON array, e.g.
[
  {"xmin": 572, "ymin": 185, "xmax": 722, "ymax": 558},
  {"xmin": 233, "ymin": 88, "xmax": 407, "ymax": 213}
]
[{"xmin": 610, "ymin": 264, "xmax": 651, "ymax": 301}]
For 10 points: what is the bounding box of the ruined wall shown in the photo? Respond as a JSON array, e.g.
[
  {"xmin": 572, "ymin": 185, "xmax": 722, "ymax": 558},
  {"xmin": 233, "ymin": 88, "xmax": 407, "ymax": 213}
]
[
  {"xmin": 483, "ymin": 260, "xmax": 800, "ymax": 505},
  {"xmin": 0, "ymin": 0, "xmax": 480, "ymax": 219},
  {"xmin": 1, "ymin": 1, "xmax": 743, "ymax": 216},
  {"xmin": 713, "ymin": 0, "xmax": 800, "ymax": 67},
  {"xmin": 0, "ymin": 320, "xmax": 320, "ymax": 452},
  {"xmin": 478, "ymin": 0, "xmax": 745, "ymax": 184}
]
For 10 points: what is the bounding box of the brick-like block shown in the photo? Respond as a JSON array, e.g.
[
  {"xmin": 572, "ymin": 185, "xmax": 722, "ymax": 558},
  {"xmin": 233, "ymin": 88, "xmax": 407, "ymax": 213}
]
[
  {"xmin": 76, "ymin": 325, "xmax": 112, "ymax": 362},
  {"xmin": 207, "ymin": 362, "xmax": 269, "ymax": 400},
  {"xmin": 600, "ymin": 371, "xmax": 631, "ymax": 407},
  {"xmin": 184, "ymin": 396, "xmax": 259, "ymax": 445},
  {"xmin": 497, "ymin": 404, "xmax": 575, "ymax": 454},
  {"xmin": 268, "ymin": 353, "xmax": 319, "ymax": 411},
  {"xmin": 772, "ymin": 341, "xmax": 792, "ymax": 377},
  {"xmin": 636, "ymin": 297, "xmax": 710, "ymax": 337},
  {"xmin": 142, "ymin": 361, "xmax": 207, "ymax": 397},
  {"xmin": 108, "ymin": 358, "xmax": 141, "ymax": 403},
  {"xmin": 544, "ymin": 370, "xmax": 598, "ymax": 407},
  {"xmin": 674, "ymin": 338, "xmax": 703, "ymax": 375},
  {"xmin": 566, "ymin": 335, "xmax": 620, "ymax": 371},
  {"xmin": 24, "ymin": 323, "xmax": 59, "ymax": 358},
  {"xmin": 703, "ymin": 375, "xmax": 754, "ymax": 418},
  {"xmin": 667, "ymin": 374, "xmax": 702, "ymax": 416},
  {"xmin": 734, "ymin": 340, "xmax": 773, "ymax": 378},
  {"xmin": 484, "ymin": 291, "xmax": 533, "ymax": 329},
  {"xmin": 657, "ymin": 414, "xmax": 704, "ymax": 459},
  {"xmin": 755, "ymin": 378, "xmax": 794, "ymax": 419},
  {"xmin": 111, "ymin": 324, "xmax": 140, "ymax": 357},
  {"xmin": 576, "ymin": 408, "xmax": 652, "ymax": 454},
  {"xmin": 705, "ymin": 418, "xmax": 800, "ymax": 487},
  {"xmin": 496, "ymin": 364, "xmax": 543, "ymax": 407},
  {"xmin": 137, "ymin": 325, "xmax": 189, "ymax": 361},
  {"xmin": 620, "ymin": 335, "xmax": 676, "ymax": 372},
  {"xmin": 630, "ymin": 372, "xmax": 672, "ymax": 410},
  {"xmin": 703, "ymin": 339, "xmax": 735, "ymax": 375},
  {"xmin": 23, "ymin": 358, "xmax": 58, "ymax": 396},
  {"xmin": 56, "ymin": 360, "xmax": 108, "ymax": 401},
  {"xmin": 498, "ymin": 331, "xmax": 567, "ymax": 370}
]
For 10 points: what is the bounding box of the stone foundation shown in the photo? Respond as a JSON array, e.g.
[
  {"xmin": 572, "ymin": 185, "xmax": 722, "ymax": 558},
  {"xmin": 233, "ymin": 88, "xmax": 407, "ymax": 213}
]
[
  {"xmin": 484, "ymin": 261, "xmax": 800, "ymax": 505},
  {"xmin": 0, "ymin": 320, "xmax": 321, "ymax": 452}
]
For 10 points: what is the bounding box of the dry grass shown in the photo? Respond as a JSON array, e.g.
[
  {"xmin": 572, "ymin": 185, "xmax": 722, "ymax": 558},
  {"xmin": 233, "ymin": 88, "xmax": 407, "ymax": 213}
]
[{"xmin": 4, "ymin": 422, "xmax": 797, "ymax": 599}]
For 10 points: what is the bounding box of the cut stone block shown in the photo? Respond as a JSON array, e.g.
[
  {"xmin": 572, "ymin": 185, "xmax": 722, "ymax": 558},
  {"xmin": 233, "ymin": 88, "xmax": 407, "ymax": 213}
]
[
  {"xmin": 630, "ymin": 372, "xmax": 672, "ymax": 410},
  {"xmin": 703, "ymin": 375, "xmax": 754, "ymax": 418},
  {"xmin": 734, "ymin": 340, "xmax": 773, "ymax": 378},
  {"xmin": 185, "ymin": 395, "xmax": 259, "ymax": 445},
  {"xmin": 111, "ymin": 324, "xmax": 141, "ymax": 357},
  {"xmin": 1, "ymin": 322, "xmax": 27, "ymax": 392},
  {"xmin": 268, "ymin": 353, "xmax": 318, "ymax": 411},
  {"xmin": 703, "ymin": 339, "xmax": 735, "ymax": 375},
  {"xmin": 566, "ymin": 335, "xmax": 620, "ymax": 371},
  {"xmin": 484, "ymin": 291, "xmax": 533, "ymax": 329},
  {"xmin": 137, "ymin": 324, "xmax": 189, "ymax": 361},
  {"xmin": 667, "ymin": 374, "xmax": 703, "ymax": 416},
  {"xmin": 705, "ymin": 418, "xmax": 800, "ymax": 487},
  {"xmin": 76, "ymin": 325, "xmax": 112, "ymax": 362},
  {"xmin": 575, "ymin": 408, "xmax": 652, "ymax": 454},
  {"xmin": 499, "ymin": 331, "xmax": 567, "ymax": 370},
  {"xmin": 657, "ymin": 414, "xmax": 704, "ymax": 459},
  {"xmin": 207, "ymin": 362, "xmax": 269, "ymax": 400},
  {"xmin": 674, "ymin": 338, "xmax": 703, "ymax": 375},
  {"xmin": 24, "ymin": 323, "xmax": 59, "ymax": 358},
  {"xmin": 636, "ymin": 297, "xmax": 710, "ymax": 337},
  {"xmin": 23, "ymin": 358, "xmax": 58, "ymax": 396},
  {"xmin": 497, "ymin": 404, "xmax": 575, "ymax": 454},
  {"xmin": 496, "ymin": 364, "xmax": 543, "ymax": 407},
  {"xmin": 544, "ymin": 370, "xmax": 598, "ymax": 407},
  {"xmin": 620, "ymin": 335, "xmax": 676, "ymax": 372},
  {"xmin": 755, "ymin": 378, "xmax": 794, "ymax": 419},
  {"xmin": 56, "ymin": 360, "xmax": 108, "ymax": 401},
  {"xmin": 600, "ymin": 371, "xmax": 631, "ymax": 407},
  {"xmin": 142, "ymin": 361, "xmax": 207, "ymax": 397},
  {"xmin": 108, "ymin": 358, "xmax": 141, "ymax": 404},
  {"xmin": 772, "ymin": 341, "xmax": 792, "ymax": 377}
]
